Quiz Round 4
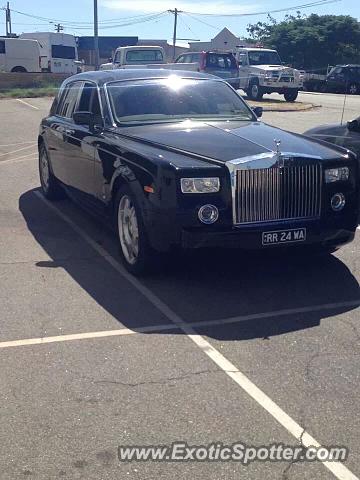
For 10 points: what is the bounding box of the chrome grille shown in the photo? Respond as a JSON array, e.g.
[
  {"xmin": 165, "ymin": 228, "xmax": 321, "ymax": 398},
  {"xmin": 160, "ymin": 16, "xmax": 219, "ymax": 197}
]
[{"xmin": 235, "ymin": 164, "xmax": 322, "ymax": 224}]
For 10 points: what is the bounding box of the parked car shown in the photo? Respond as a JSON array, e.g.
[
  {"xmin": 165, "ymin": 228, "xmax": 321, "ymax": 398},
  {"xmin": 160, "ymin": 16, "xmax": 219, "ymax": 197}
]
[
  {"xmin": 304, "ymin": 116, "xmax": 360, "ymax": 157},
  {"xmin": 38, "ymin": 70, "xmax": 359, "ymax": 274},
  {"xmin": 234, "ymin": 47, "xmax": 301, "ymax": 101},
  {"xmin": 20, "ymin": 32, "xmax": 79, "ymax": 74},
  {"xmin": 304, "ymin": 65, "xmax": 360, "ymax": 95},
  {"xmin": 100, "ymin": 45, "xmax": 198, "ymax": 73},
  {"xmin": 175, "ymin": 51, "xmax": 240, "ymax": 89},
  {"xmin": 0, "ymin": 37, "xmax": 41, "ymax": 73}
]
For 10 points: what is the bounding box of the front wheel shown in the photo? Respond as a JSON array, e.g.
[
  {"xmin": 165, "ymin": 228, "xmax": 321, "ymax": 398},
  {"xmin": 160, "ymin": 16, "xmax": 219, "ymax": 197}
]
[
  {"xmin": 284, "ymin": 90, "xmax": 298, "ymax": 102},
  {"xmin": 115, "ymin": 186, "xmax": 159, "ymax": 275},
  {"xmin": 247, "ymin": 80, "xmax": 264, "ymax": 100}
]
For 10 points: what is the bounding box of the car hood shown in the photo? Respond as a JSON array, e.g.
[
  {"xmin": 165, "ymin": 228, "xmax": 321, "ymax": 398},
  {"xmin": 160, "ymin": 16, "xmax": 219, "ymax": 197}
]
[
  {"xmin": 117, "ymin": 120, "xmax": 346, "ymax": 164},
  {"xmin": 250, "ymin": 65, "xmax": 297, "ymax": 73}
]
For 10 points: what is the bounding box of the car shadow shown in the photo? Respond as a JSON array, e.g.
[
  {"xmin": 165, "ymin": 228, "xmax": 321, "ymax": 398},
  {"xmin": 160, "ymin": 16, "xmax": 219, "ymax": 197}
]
[{"xmin": 19, "ymin": 189, "xmax": 360, "ymax": 341}]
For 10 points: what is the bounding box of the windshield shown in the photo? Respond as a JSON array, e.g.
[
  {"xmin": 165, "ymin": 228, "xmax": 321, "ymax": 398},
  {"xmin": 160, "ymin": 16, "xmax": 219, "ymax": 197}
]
[
  {"xmin": 125, "ymin": 50, "xmax": 164, "ymax": 63},
  {"xmin": 248, "ymin": 50, "xmax": 281, "ymax": 66},
  {"xmin": 106, "ymin": 77, "xmax": 254, "ymax": 125}
]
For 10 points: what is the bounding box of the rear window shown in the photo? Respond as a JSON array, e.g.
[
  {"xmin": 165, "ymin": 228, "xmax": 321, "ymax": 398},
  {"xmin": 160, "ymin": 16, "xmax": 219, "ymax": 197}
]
[
  {"xmin": 51, "ymin": 45, "xmax": 76, "ymax": 60},
  {"xmin": 125, "ymin": 50, "xmax": 163, "ymax": 63},
  {"xmin": 206, "ymin": 53, "xmax": 237, "ymax": 70},
  {"xmin": 0, "ymin": 40, "xmax": 5, "ymax": 54}
]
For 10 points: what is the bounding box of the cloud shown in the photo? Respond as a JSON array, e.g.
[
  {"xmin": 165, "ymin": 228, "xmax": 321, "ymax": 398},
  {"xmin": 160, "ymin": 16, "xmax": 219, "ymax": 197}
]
[{"xmin": 102, "ymin": 0, "xmax": 259, "ymax": 15}]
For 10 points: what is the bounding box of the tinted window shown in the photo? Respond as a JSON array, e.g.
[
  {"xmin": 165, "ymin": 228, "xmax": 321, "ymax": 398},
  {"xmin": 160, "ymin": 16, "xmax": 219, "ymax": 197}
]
[
  {"xmin": 107, "ymin": 78, "xmax": 254, "ymax": 124},
  {"xmin": 57, "ymin": 83, "xmax": 81, "ymax": 118},
  {"xmin": 175, "ymin": 55, "xmax": 184, "ymax": 63},
  {"xmin": 206, "ymin": 53, "xmax": 237, "ymax": 69},
  {"xmin": 51, "ymin": 45, "xmax": 76, "ymax": 59},
  {"xmin": 0, "ymin": 40, "xmax": 5, "ymax": 54},
  {"xmin": 125, "ymin": 50, "xmax": 163, "ymax": 63},
  {"xmin": 77, "ymin": 82, "xmax": 102, "ymax": 116}
]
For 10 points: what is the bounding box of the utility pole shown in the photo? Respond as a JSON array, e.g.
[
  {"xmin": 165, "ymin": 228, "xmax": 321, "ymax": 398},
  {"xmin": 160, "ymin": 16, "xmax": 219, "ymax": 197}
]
[
  {"xmin": 169, "ymin": 8, "xmax": 182, "ymax": 61},
  {"xmin": 54, "ymin": 23, "xmax": 64, "ymax": 33},
  {"xmin": 5, "ymin": 2, "xmax": 12, "ymax": 37},
  {"xmin": 94, "ymin": 0, "xmax": 100, "ymax": 70}
]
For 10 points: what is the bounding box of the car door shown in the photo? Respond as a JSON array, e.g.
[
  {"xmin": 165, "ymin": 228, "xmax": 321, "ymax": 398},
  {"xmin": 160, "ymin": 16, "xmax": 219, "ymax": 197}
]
[
  {"xmin": 61, "ymin": 81, "xmax": 102, "ymax": 208},
  {"xmin": 0, "ymin": 39, "xmax": 6, "ymax": 71},
  {"xmin": 45, "ymin": 82, "xmax": 81, "ymax": 184}
]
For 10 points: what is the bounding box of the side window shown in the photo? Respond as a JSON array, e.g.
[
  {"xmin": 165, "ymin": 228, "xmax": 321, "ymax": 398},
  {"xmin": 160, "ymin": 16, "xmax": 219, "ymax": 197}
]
[
  {"xmin": 76, "ymin": 82, "xmax": 102, "ymax": 117},
  {"xmin": 77, "ymin": 82, "xmax": 93, "ymax": 111},
  {"xmin": 57, "ymin": 82, "xmax": 81, "ymax": 119},
  {"xmin": 191, "ymin": 53, "xmax": 200, "ymax": 62},
  {"xmin": 176, "ymin": 55, "xmax": 184, "ymax": 63},
  {"xmin": 0, "ymin": 40, "xmax": 5, "ymax": 54},
  {"xmin": 114, "ymin": 51, "xmax": 121, "ymax": 63}
]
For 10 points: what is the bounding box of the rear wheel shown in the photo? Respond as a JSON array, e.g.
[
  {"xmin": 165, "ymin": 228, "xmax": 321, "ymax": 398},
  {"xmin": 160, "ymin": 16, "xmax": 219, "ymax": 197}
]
[
  {"xmin": 284, "ymin": 89, "xmax": 298, "ymax": 102},
  {"xmin": 115, "ymin": 185, "xmax": 159, "ymax": 275},
  {"xmin": 247, "ymin": 79, "xmax": 264, "ymax": 101},
  {"xmin": 39, "ymin": 144, "xmax": 64, "ymax": 200}
]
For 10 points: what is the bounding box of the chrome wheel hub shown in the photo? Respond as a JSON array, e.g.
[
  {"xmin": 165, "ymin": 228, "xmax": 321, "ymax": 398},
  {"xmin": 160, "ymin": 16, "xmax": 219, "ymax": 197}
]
[
  {"xmin": 349, "ymin": 84, "xmax": 357, "ymax": 94},
  {"xmin": 251, "ymin": 84, "xmax": 259, "ymax": 98},
  {"xmin": 118, "ymin": 195, "xmax": 139, "ymax": 265},
  {"xmin": 40, "ymin": 150, "xmax": 50, "ymax": 190}
]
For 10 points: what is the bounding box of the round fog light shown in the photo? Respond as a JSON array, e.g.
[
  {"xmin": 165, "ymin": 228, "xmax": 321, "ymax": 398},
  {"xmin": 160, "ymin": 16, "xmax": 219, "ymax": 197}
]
[
  {"xmin": 331, "ymin": 193, "xmax": 345, "ymax": 212},
  {"xmin": 198, "ymin": 204, "xmax": 219, "ymax": 224}
]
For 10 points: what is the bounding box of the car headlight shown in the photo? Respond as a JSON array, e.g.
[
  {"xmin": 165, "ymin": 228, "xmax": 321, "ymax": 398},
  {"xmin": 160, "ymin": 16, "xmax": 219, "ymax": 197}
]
[
  {"xmin": 180, "ymin": 177, "xmax": 220, "ymax": 194},
  {"xmin": 325, "ymin": 167, "xmax": 349, "ymax": 183}
]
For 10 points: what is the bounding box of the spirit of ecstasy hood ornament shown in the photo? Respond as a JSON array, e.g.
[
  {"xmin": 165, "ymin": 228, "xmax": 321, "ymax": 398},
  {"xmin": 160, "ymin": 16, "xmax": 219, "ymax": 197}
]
[{"xmin": 274, "ymin": 139, "xmax": 282, "ymax": 155}]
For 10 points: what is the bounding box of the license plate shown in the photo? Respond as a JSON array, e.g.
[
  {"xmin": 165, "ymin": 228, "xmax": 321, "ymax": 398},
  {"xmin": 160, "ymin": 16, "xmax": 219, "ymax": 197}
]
[{"xmin": 262, "ymin": 228, "xmax": 306, "ymax": 246}]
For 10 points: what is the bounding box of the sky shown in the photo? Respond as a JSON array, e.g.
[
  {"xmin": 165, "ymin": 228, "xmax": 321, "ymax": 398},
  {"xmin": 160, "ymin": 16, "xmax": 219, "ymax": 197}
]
[{"xmin": 1, "ymin": 0, "xmax": 360, "ymax": 46}]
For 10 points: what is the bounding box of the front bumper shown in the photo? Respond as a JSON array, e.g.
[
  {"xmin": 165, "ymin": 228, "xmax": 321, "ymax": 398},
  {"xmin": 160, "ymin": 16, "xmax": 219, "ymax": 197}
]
[{"xmin": 181, "ymin": 219, "xmax": 356, "ymax": 250}]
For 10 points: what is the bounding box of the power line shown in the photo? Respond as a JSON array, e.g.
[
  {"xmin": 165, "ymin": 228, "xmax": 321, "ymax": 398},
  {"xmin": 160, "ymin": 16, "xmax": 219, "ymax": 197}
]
[
  {"xmin": 183, "ymin": 0, "xmax": 341, "ymax": 16},
  {"xmin": 183, "ymin": 12, "xmax": 219, "ymax": 30}
]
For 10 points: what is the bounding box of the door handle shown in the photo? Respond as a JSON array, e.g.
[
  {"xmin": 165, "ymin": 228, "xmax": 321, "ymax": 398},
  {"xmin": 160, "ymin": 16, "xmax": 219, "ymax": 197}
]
[{"xmin": 65, "ymin": 129, "xmax": 75, "ymax": 136}]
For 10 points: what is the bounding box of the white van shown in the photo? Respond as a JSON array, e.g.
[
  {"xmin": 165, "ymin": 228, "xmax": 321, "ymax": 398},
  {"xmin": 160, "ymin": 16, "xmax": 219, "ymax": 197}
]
[
  {"xmin": 19, "ymin": 32, "xmax": 78, "ymax": 74},
  {"xmin": 0, "ymin": 37, "xmax": 41, "ymax": 73}
]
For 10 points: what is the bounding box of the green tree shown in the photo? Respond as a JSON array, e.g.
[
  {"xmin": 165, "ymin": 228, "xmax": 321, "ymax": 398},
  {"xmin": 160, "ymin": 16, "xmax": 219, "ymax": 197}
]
[{"xmin": 246, "ymin": 14, "xmax": 360, "ymax": 70}]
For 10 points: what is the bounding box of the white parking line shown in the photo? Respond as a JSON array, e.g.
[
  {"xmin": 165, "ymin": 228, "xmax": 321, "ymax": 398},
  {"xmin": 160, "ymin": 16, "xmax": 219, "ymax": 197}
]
[
  {"xmin": 0, "ymin": 143, "xmax": 37, "ymax": 158},
  {"xmin": 0, "ymin": 152, "xmax": 37, "ymax": 166},
  {"xmin": 0, "ymin": 141, "xmax": 35, "ymax": 147},
  {"xmin": 33, "ymin": 191, "xmax": 359, "ymax": 480},
  {"xmin": 1, "ymin": 299, "xmax": 359, "ymax": 350},
  {"xmin": 16, "ymin": 99, "xmax": 39, "ymax": 110}
]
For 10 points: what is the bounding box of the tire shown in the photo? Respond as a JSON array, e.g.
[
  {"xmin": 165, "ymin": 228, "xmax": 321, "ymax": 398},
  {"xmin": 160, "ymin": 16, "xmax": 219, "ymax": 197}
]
[
  {"xmin": 247, "ymin": 79, "xmax": 264, "ymax": 101},
  {"xmin": 284, "ymin": 90, "xmax": 298, "ymax": 102},
  {"xmin": 38, "ymin": 144, "xmax": 64, "ymax": 200},
  {"xmin": 11, "ymin": 66, "xmax": 27, "ymax": 73},
  {"xmin": 114, "ymin": 185, "xmax": 158, "ymax": 276},
  {"xmin": 348, "ymin": 83, "xmax": 359, "ymax": 95}
]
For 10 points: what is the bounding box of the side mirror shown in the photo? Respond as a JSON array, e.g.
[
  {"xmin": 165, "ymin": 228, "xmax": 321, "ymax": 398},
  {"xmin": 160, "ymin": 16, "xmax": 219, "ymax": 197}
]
[
  {"xmin": 73, "ymin": 111, "xmax": 103, "ymax": 131},
  {"xmin": 253, "ymin": 106, "xmax": 263, "ymax": 118},
  {"xmin": 73, "ymin": 111, "xmax": 94, "ymax": 126},
  {"xmin": 347, "ymin": 119, "xmax": 360, "ymax": 132},
  {"xmin": 108, "ymin": 57, "xmax": 113, "ymax": 63}
]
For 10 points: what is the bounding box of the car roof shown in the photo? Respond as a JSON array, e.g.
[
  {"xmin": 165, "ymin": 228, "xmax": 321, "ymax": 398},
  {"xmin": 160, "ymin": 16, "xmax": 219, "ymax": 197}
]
[{"xmin": 63, "ymin": 69, "xmax": 214, "ymax": 87}]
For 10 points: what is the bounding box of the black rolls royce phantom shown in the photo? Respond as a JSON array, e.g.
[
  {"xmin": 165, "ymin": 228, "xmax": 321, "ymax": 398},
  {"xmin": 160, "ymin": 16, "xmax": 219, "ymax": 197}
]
[{"xmin": 38, "ymin": 69, "xmax": 359, "ymax": 274}]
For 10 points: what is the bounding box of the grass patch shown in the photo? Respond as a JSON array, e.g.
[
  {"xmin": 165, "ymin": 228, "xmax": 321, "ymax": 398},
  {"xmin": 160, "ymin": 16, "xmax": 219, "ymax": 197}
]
[{"xmin": 0, "ymin": 86, "xmax": 58, "ymax": 99}]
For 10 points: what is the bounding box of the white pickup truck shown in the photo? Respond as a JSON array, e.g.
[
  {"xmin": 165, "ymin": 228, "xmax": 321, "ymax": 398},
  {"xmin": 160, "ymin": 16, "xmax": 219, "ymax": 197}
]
[
  {"xmin": 100, "ymin": 45, "xmax": 197, "ymax": 72},
  {"xmin": 235, "ymin": 47, "xmax": 302, "ymax": 102}
]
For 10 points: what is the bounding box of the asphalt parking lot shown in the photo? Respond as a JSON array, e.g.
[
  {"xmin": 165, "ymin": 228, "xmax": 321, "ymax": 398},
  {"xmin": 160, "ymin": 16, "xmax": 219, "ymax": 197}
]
[{"xmin": 0, "ymin": 92, "xmax": 360, "ymax": 480}]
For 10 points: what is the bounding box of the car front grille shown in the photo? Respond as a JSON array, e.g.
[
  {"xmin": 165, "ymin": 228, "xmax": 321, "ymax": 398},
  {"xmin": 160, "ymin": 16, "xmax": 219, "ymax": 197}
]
[{"xmin": 235, "ymin": 164, "xmax": 322, "ymax": 224}]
